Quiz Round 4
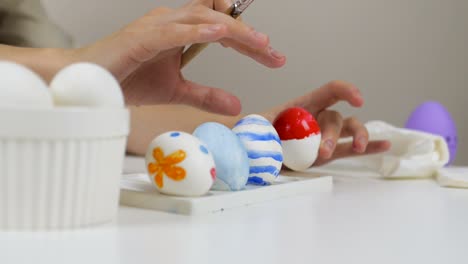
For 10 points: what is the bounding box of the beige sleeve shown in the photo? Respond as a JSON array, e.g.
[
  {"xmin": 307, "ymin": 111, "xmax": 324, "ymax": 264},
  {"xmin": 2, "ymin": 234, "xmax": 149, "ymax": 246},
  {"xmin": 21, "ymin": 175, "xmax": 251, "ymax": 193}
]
[{"xmin": 0, "ymin": 0, "xmax": 73, "ymax": 48}]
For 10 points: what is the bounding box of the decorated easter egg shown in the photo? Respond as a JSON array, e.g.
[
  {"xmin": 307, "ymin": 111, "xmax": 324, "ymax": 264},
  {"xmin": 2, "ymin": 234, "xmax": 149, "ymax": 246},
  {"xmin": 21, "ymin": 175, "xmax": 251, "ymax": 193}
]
[
  {"xmin": 193, "ymin": 122, "xmax": 249, "ymax": 191},
  {"xmin": 405, "ymin": 101, "xmax": 457, "ymax": 165},
  {"xmin": 273, "ymin": 107, "xmax": 321, "ymax": 171},
  {"xmin": 0, "ymin": 61, "xmax": 52, "ymax": 108},
  {"xmin": 145, "ymin": 131, "xmax": 216, "ymax": 197},
  {"xmin": 232, "ymin": 114, "xmax": 283, "ymax": 185},
  {"xmin": 50, "ymin": 63, "xmax": 124, "ymax": 107}
]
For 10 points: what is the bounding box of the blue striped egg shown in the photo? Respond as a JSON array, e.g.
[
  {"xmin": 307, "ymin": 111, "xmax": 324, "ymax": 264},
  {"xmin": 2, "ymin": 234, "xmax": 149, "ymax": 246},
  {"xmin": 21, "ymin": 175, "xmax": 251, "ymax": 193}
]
[{"xmin": 232, "ymin": 114, "xmax": 283, "ymax": 185}]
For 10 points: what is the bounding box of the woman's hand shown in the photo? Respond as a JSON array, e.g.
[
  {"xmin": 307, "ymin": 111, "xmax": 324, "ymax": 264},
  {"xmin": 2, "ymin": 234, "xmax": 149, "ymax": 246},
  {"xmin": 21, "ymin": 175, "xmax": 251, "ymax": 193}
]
[
  {"xmin": 263, "ymin": 81, "xmax": 391, "ymax": 166},
  {"xmin": 76, "ymin": 0, "xmax": 286, "ymax": 115}
]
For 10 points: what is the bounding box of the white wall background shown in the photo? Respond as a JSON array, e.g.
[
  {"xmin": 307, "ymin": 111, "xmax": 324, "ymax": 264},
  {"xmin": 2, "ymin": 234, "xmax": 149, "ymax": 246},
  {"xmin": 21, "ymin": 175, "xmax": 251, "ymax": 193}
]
[{"xmin": 42, "ymin": 0, "xmax": 468, "ymax": 165}]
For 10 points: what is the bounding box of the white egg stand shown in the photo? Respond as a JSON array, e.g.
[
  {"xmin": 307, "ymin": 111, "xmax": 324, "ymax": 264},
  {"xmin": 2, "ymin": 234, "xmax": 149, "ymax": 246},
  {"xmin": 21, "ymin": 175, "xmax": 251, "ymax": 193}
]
[
  {"xmin": 0, "ymin": 108, "xmax": 129, "ymax": 230},
  {"xmin": 121, "ymin": 155, "xmax": 332, "ymax": 215}
]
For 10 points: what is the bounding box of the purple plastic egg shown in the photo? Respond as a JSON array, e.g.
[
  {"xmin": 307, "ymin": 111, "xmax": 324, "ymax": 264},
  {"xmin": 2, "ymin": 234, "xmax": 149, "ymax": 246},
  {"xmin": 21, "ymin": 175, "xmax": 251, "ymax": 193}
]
[{"xmin": 405, "ymin": 101, "xmax": 457, "ymax": 165}]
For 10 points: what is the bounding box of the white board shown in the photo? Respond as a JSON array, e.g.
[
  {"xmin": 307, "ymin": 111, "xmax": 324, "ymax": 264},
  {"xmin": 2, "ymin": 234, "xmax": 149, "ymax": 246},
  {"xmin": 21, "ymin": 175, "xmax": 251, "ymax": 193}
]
[{"xmin": 120, "ymin": 173, "xmax": 333, "ymax": 215}]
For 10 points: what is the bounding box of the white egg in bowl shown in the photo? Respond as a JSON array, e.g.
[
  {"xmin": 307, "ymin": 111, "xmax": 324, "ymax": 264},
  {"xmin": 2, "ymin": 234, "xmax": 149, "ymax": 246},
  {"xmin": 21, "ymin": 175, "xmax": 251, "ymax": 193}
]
[
  {"xmin": 0, "ymin": 61, "xmax": 52, "ymax": 108},
  {"xmin": 50, "ymin": 62, "xmax": 124, "ymax": 108}
]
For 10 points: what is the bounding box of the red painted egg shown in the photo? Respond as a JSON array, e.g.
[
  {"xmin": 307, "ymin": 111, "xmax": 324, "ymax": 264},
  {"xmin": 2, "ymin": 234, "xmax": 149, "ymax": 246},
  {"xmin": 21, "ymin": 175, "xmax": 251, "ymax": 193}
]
[
  {"xmin": 273, "ymin": 107, "xmax": 320, "ymax": 140},
  {"xmin": 273, "ymin": 107, "xmax": 321, "ymax": 171}
]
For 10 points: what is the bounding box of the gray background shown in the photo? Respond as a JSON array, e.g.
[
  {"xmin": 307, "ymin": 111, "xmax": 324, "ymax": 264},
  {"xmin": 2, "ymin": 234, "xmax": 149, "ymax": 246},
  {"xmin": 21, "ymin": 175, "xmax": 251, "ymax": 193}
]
[{"xmin": 42, "ymin": 0, "xmax": 468, "ymax": 165}]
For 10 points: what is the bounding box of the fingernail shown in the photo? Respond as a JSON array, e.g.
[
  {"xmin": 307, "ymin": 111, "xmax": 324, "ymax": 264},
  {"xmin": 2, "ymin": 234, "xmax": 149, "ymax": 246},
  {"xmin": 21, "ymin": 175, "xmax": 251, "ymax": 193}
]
[
  {"xmin": 269, "ymin": 47, "xmax": 284, "ymax": 60},
  {"xmin": 324, "ymin": 139, "xmax": 334, "ymax": 151},
  {"xmin": 253, "ymin": 31, "xmax": 268, "ymax": 42},
  {"xmin": 354, "ymin": 137, "xmax": 366, "ymax": 152},
  {"xmin": 358, "ymin": 137, "xmax": 367, "ymax": 147},
  {"xmin": 321, "ymin": 140, "xmax": 334, "ymax": 159}
]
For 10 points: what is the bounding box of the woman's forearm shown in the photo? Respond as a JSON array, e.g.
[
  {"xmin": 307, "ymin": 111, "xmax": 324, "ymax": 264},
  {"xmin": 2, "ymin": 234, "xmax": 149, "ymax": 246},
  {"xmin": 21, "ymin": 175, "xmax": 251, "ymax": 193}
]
[
  {"xmin": 126, "ymin": 102, "xmax": 287, "ymax": 156},
  {"xmin": 0, "ymin": 44, "xmax": 75, "ymax": 82},
  {"xmin": 127, "ymin": 105, "xmax": 244, "ymax": 155}
]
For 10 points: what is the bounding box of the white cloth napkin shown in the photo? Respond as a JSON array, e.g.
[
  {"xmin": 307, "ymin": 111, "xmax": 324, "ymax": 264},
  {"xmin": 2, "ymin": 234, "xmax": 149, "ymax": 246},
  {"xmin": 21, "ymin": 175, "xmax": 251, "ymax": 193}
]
[
  {"xmin": 307, "ymin": 121, "xmax": 450, "ymax": 179},
  {"xmin": 437, "ymin": 167, "xmax": 468, "ymax": 188}
]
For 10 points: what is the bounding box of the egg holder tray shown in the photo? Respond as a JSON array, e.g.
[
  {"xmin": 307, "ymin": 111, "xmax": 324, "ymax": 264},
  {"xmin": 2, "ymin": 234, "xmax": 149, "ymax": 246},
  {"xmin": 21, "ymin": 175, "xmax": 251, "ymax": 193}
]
[{"xmin": 120, "ymin": 173, "xmax": 333, "ymax": 215}]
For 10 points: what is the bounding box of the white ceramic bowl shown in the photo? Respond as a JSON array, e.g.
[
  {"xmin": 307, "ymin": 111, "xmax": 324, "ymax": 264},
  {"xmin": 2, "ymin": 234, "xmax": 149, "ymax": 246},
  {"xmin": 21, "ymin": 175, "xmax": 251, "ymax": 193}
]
[{"xmin": 0, "ymin": 108, "xmax": 129, "ymax": 230}]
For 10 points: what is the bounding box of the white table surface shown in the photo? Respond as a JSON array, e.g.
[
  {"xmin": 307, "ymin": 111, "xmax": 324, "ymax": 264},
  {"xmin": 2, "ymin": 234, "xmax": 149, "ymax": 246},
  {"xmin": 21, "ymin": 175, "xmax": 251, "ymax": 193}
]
[{"xmin": 2, "ymin": 156, "xmax": 468, "ymax": 264}]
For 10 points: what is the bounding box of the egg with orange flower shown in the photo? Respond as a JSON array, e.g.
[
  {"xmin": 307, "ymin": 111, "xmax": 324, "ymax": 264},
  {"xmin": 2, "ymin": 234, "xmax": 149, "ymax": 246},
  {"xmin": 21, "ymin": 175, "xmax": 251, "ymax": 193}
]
[{"xmin": 145, "ymin": 131, "xmax": 216, "ymax": 197}]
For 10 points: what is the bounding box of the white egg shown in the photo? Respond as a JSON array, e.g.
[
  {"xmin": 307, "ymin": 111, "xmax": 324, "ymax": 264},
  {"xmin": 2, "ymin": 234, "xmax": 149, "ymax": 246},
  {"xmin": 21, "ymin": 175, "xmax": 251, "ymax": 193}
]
[
  {"xmin": 282, "ymin": 133, "xmax": 321, "ymax": 171},
  {"xmin": 0, "ymin": 61, "xmax": 52, "ymax": 108},
  {"xmin": 145, "ymin": 131, "xmax": 216, "ymax": 197},
  {"xmin": 50, "ymin": 63, "xmax": 124, "ymax": 107}
]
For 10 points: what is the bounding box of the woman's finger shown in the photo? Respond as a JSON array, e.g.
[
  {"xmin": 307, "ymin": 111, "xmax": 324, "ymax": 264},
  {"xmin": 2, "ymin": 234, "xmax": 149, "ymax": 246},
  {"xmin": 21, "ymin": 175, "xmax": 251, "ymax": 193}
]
[
  {"xmin": 340, "ymin": 117, "xmax": 369, "ymax": 153},
  {"xmin": 172, "ymin": 5, "xmax": 269, "ymax": 50},
  {"xmin": 220, "ymin": 39, "xmax": 286, "ymax": 68},
  {"xmin": 291, "ymin": 81, "xmax": 363, "ymax": 114},
  {"xmin": 174, "ymin": 80, "xmax": 242, "ymax": 116},
  {"xmin": 313, "ymin": 140, "xmax": 391, "ymax": 167},
  {"xmin": 129, "ymin": 23, "xmax": 230, "ymax": 62},
  {"xmin": 317, "ymin": 110, "xmax": 344, "ymax": 159},
  {"xmin": 142, "ymin": 4, "xmax": 278, "ymax": 66},
  {"xmin": 185, "ymin": 0, "xmax": 233, "ymax": 11}
]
